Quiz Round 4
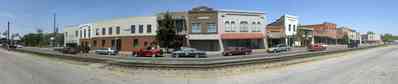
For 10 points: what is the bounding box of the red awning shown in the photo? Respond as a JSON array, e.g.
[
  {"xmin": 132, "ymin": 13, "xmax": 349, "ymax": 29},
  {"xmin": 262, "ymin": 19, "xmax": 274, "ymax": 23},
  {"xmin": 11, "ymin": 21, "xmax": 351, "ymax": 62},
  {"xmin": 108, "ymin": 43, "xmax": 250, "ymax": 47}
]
[{"xmin": 221, "ymin": 33, "xmax": 265, "ymax": 40}]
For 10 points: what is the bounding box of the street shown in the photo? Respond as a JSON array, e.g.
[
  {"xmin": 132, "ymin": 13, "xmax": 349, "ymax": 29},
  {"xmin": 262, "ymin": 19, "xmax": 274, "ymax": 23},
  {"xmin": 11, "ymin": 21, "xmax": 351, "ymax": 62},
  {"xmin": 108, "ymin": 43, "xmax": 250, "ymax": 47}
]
[{"xmin": 0, "ymin": 45, "xmax": 397, "ymax": 84}]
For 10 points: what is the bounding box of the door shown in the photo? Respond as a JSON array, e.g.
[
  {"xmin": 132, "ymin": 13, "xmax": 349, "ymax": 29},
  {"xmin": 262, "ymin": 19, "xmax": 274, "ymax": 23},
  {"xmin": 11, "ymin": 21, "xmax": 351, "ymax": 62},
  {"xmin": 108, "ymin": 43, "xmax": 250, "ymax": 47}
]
[{"xmin": 116, "ymin": 39, "xmax": 121, "ymax": 51}]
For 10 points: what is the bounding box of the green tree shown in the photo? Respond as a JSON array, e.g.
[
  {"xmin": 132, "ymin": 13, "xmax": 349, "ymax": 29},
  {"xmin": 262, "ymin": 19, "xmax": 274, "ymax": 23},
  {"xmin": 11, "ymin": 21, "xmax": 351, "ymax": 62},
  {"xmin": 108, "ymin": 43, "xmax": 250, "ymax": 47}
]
[
  {"xmin": 382, "ymin": 33, "xmax": 398, "ymax": 42},
  {"xmin": 156, "ymin": 12, "xmax": 179, "ymax": 49}
]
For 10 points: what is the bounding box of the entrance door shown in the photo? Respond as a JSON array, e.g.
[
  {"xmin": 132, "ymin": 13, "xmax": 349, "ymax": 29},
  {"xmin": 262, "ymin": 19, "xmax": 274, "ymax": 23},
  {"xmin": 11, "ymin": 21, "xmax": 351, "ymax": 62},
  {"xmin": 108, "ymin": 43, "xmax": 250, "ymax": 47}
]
[{"xmin": 116, "ymin": 39, "xmax": 121, "ymax": 51}]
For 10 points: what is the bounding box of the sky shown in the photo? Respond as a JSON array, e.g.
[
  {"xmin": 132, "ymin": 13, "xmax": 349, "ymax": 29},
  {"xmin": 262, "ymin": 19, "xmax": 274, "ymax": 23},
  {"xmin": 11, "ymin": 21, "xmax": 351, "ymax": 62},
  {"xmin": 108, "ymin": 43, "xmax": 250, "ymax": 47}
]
[{"xmin": 0, "ymin": 0, "xmax": 397, "ymax": 35}]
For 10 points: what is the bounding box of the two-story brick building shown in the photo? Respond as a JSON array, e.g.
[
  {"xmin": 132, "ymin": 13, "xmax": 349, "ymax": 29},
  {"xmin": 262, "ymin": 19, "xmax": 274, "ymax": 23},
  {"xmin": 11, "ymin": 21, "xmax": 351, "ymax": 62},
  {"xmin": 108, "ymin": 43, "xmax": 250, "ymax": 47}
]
[{"xmin": 303, "ymin": 22, "xmax": 337, "ymax": 44}]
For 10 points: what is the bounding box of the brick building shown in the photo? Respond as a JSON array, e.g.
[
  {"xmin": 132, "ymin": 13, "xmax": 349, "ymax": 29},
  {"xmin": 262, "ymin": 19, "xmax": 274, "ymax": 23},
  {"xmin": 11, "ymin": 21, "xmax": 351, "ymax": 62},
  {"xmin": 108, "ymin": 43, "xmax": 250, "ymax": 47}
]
[{"xmin": 303, "ymin": 22, "xmax": 337, "ymax": 44}]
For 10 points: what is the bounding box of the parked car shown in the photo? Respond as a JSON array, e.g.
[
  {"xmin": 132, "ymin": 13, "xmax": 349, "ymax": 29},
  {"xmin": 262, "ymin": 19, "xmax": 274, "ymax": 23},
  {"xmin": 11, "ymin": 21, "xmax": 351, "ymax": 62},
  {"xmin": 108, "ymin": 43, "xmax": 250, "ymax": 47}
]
[
  {"xmin": 307, "ymin": 43, "xmax": 327, "ymax": 51},
  {"xmin": 95, "ymin": 48, "xmax": 118, "ymax": 55},
  {"xmin": 61, "ymin": 47, "xmax": 81, "ymax": 54},
  {"xmin": 223, "ymin": 47, "xmax": 252, "ymax": 56},
  {"xmin": 16, "ymin": 44, "xmax": 24, "ymax": 48},
  {"xmin": 172, "ymin": 47, "xmax": 206, "ymax": 58},
  {"xmin": 267, "ymin": 44, "xmax": 290, "ymax": 53},
  {"xmin": 133, "ymin": 47, "xmax": 162, "ymax": 57}
]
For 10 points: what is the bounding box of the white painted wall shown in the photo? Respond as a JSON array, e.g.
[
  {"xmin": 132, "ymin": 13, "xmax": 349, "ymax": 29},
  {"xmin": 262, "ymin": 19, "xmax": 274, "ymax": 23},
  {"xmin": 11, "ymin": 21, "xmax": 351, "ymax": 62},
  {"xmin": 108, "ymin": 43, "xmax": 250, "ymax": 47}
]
[
  {"xmin": 217, "ymin": 10, "xmax": 267, "ymax": 34},
  {"xmin": 79, "ymin": 24, "xmax": 94, "ymax": 39},
  {"xmin": 283, "ymin": 14, "xmax": 298, "ymax": 36},
  {"xmin": 63, "ymin": 25, "xmax": 80, "ymax": 46}
]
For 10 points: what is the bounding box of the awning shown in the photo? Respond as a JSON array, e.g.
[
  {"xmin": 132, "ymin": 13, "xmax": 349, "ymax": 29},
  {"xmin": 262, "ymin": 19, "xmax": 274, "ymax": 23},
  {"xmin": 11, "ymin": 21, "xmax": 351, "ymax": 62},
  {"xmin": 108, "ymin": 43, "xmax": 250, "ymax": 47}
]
[
  {"xmin": 221, "ymin": 33, "xmax": 265, "ymax": 40},
  {"xmin": 267, "ymin": 32, "xmax": 286, "ymax": 39}
]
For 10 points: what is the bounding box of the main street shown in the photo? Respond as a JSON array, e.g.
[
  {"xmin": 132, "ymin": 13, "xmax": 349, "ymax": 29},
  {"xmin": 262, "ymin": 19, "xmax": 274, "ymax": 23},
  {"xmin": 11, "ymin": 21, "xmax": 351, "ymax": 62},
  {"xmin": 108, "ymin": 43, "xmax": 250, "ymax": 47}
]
[{"xmin": 0, "ymin": 45, "xmax": 397, "ymax": 84}]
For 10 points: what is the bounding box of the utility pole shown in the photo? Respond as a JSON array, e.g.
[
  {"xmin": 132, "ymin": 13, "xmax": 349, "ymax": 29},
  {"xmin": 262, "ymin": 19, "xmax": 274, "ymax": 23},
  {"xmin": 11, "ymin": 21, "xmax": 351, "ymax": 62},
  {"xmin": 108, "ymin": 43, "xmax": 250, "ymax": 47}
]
[
  {"xmin": 7, "ymin": 21, "xmax": 10, "ymax": 47},
  {"xmin": 52, "ymin": 13, "xmax": 57, "ymax": 47}
]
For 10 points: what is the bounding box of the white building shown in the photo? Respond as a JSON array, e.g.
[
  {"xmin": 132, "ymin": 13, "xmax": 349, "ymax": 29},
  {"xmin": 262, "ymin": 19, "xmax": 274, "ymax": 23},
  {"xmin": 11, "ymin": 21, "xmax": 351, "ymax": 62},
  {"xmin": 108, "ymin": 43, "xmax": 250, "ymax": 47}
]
[
  {"xmin": 266, "ymin": 14, "xmax": 299, "ymax": 47},
  {"xmin": 361, "ymin": 32, "xmax": 382, "ymax": 44},
  {"xmin": 186, "ymin": 6, "xmax": 267, "ymax": 53},
  {"xmin": 63, "ymin": 25, "xmax": 80, "ymax": 46}
]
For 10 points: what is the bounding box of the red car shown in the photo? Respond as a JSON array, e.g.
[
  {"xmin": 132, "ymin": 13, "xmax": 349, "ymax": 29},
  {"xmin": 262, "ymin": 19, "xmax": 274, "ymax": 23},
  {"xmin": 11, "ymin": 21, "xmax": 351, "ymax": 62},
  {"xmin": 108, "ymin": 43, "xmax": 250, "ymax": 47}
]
[
  {"xmin": 308, "ymin": 43, "xmax": 327, "ymax": 51},
  {"xmin": 223, "ymin": 47, "xmax": 252, "ymax": 56},
  {"xmin": 133, "ymin": 47, "xmax": 162, "ymax": 57}
]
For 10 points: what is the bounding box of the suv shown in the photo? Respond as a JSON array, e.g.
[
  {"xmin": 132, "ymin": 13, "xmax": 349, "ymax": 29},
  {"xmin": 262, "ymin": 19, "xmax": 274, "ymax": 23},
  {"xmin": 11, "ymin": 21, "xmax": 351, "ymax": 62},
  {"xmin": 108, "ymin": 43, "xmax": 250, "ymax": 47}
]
[
  {"xmin": 267, "ymin": 44, "xmax": 290, "ymax": 53},
  {"xmin": 223, "ymin": 47, "xmax": 252, "ymax": 56},
  {"xmin": 95, "ymin": 48, "xmax": 118, "ymax": 55}
]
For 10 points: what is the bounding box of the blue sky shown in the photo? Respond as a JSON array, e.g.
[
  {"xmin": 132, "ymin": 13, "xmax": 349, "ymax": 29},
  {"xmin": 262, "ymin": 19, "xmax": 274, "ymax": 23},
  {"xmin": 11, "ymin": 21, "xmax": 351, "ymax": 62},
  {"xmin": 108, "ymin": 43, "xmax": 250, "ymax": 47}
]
[{"xmin": 0, "ymin": 0, "xmax": 397, "ymax": 35}]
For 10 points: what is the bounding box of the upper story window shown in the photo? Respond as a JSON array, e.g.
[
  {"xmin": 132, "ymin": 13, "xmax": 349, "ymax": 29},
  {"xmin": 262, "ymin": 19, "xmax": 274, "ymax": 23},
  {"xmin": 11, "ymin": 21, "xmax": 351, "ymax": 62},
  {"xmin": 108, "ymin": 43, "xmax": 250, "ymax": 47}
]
[
  {"xmin": 240, "ymin": 21, "xmax": 248, "ymax": 32},
  {"xmin": 191, "ymin": 23, "xmax": 201, "ymax": 33},
  {"xmin": 147, "ymin": 24, "xmax": 152, "ymax": 33},
  {"xmin": 139, "ymin": 25, "xmax": 144, "ymax": 33},
  {"xmin": 288, "ymin": 24, "xmax": 292, "ymax": 31},
  {"xmin": 116, "ymin": 26, "xmax": 120, "ymax": 35},
  {"xmin": 207, "ymin": 23, "xmax": 216, "ymax": 33},
  {"xmin": 95, "ymin": 28, "xmax": 99, "ymax": 35},
  {"xmin": 65, "ymin": 32, "xmax": 68, "ymax": 38},
  {"xmin": 131, "ymin": 25, "xmax": 136, "ymax": 33},
  {"xmin": 83, "ymin": 29, "xmax": 86, "ymax": 38},
  {"xmin": 225, "ymin": 21, "xmax": 231, "ymax": 32},
  {"xmin": 75, "ymin": 31, "xmax": 78, "ymax": 37},
  {"xmin": 88, "ymin": 29, "xmax": 91, "ymax": 37},
  {"xmin": 102, "ymin": 28, "xmax": 106, "ymax": 35},
  {"xmin": 231, "ymin": 21, "xmax": 236, "ymax": 32},
  {"xmin": 293, "ymin": 25, "xmax": 296, "ymax": 32},
  {"xmin": 108, "ymin": 27, "xmax": 113, "ymax": 35},
  {"xmin": 80, "ymin": 30, "xmax": 82, "ymax": 38}
]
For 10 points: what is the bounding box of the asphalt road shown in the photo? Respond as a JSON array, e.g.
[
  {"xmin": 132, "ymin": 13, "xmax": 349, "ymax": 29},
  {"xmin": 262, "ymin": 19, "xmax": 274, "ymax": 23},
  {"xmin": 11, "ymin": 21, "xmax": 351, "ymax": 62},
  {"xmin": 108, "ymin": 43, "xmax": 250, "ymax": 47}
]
[
  {"xmin": 219, "ymin": 45, "xmax": 398, "ymax": 84},
  {"xmin": 1, "ymin": 45, "xmax": 397, "ymax": 84}
]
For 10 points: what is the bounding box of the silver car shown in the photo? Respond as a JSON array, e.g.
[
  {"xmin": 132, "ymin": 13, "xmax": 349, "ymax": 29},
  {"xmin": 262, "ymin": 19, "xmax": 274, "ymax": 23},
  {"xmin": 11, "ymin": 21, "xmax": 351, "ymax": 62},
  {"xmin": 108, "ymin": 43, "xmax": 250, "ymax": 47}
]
[
  {"xmin": 95, "ymin": 48, "xmax": 118, "ymax": 55},
  {"xmin": 172, "ymin": 47, "xmax": 206, "ymax": 58},
  {"xmin": 267, "ymin": 44, "xmax": 290, "ymax": 53}
]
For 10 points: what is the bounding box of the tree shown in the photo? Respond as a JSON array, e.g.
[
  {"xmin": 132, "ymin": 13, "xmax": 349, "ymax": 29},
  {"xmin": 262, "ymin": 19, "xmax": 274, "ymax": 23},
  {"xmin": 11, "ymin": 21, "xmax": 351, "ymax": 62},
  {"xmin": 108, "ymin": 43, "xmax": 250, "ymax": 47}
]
[
  {"xmin": 156, "ymin": 12, "xmax": 179, "ymax": 49},
  {"xmin": 382, "ymin": 33, "xmax": 398, "ymax": 42}
]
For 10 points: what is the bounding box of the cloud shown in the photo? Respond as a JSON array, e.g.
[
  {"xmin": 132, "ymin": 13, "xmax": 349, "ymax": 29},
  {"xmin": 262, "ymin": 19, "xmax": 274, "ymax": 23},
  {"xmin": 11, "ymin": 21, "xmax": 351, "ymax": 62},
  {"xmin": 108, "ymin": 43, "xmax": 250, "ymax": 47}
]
[{"xmin": 0, "ymin": 11, "xmax": 16, "ymax": 19}]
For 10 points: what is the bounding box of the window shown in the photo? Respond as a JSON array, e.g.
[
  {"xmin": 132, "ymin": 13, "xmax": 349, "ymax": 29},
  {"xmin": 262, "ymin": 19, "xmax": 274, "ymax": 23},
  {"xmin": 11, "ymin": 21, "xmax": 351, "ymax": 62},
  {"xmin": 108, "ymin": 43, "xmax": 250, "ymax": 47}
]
[
  {"xmin": 231, "ymin": 21, "xmax": 236, "ymax": 32},
  {"xmin": 83, "ymin": 29, "xmax": 86, "ymax": 38},
  {"xmin": 116, "ymin": 26, "xmax": 120, "ymax": 34},
  {"xmin": 207, "ymin": 23, "xmax": 216, "ymax": 33},
  {"xmin": 131, "ymin": 25, "xmax": 136, "ymax": 33},
  {"xmin": 225, "ymin": 21, "xmax": 231, "ymax": 32},
  {"xmin": 65, "ymin": 32, "xmax": 68, "ymax": 38},
  {"xmin": 139, "ymin": 25, "xmax": 144, "ymax": 33},
  {"xmin": 102, "ymin": 28, "xmax": 106, "ymax": 35},
  {"xmin": 240, "ymin": 21, "xmax": 248, "ymax": 32},
  {"xmin": 288, "ymin": 24, "xmax": 291, "ymax": 31},
  {"xmin": 80, "ymin": 30, "xmax": 82, "ymax": 38},
  {"xmin": 147, "ymin": 24, "xmax": 152, "ymax": 33},
  {"xmin": 191, "ymin": 23, "xmax": 201, "ymax": 33},
  {"xmin": 75, "ymin": 31, "xmax": 78, "ymax": 37},
  {"xmin": 93, "ymin": 40, "xmax": 97, "ymax": 47},
  {"xmin": 96, "ymin": 28, "xmax": 99, "ymax": 35},
  {"xmin": 133, "ymin": 39, "xmax": 139, "ymax": 48},
  {"xmin": 101, "ymin": 40, "xmax": 105, "ymax": 47},
  {"xmin": 293, "ymin": 25, "xmax": 296, "ymax": 32},
  {"xmin": 88, "ymin": 29, "xmax": 91, "ymax": 38},
  {"xmin": 108, "ymin": 27, "xmax": 113, "ymax": 35}
]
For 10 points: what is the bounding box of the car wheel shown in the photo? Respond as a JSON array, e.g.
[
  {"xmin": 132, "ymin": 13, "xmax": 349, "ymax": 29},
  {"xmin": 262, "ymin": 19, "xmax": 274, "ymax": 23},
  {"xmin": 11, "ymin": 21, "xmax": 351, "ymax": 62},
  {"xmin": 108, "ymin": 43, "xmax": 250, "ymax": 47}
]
[{"xmin": 195, "ymin": 54, "xmax": 200, "ymax": 58}]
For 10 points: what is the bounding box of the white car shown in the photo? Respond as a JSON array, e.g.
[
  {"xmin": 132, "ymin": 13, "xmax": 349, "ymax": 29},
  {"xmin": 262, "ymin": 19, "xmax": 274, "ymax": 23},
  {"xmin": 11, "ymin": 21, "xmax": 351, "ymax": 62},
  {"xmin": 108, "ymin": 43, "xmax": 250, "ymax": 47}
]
[{"xmin": 95, "ymin": 48, "xmax": 118, "ymax": 55}]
